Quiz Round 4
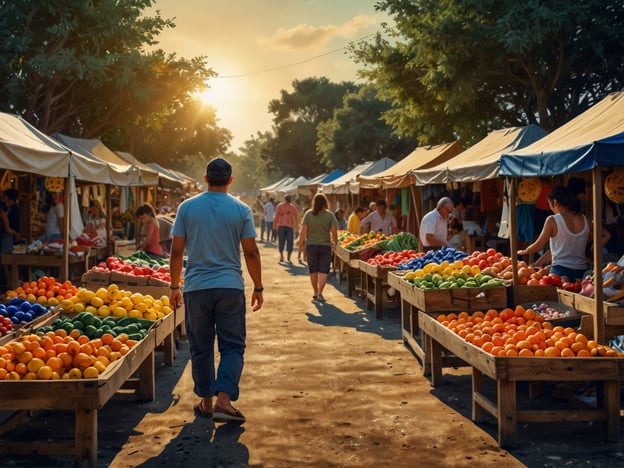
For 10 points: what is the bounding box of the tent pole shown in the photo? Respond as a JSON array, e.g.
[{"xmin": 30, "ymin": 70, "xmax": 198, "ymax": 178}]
[
  {"xmin": 508, "ymin": 178, "xmax": 519, "ymax": 305},
  {"xmin": 62, "ymin": 176, "xmax": 70, "ymax": 282},
  {"xmin": 592, "ymin": 167, "xmax": 605, "ymax": 343}
]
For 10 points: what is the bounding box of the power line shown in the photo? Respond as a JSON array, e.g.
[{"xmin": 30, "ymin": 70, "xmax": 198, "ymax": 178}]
[{"xmin": 215, "ymin": 33, "xmax": 375, "ymax": 79}]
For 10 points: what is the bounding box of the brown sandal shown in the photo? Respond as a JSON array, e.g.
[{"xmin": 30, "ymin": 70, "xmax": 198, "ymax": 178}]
[
  {"xmin": 193, "ymin": 400, "xmax": 212, "ymax": 419},
  {"xmin": 212, "ymin": 404, "xmax": 245, "ymax": 423}
]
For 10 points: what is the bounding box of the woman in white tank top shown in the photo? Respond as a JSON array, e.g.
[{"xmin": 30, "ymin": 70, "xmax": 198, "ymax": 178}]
[{"xmin": 518, "ymin": 185, "xmax": 609, "ymax": 281}]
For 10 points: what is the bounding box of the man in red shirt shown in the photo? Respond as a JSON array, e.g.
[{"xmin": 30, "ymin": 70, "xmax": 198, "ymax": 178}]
[{"xmin": 274, "ymin": 195, "xmax": 300, "ymax": 263}]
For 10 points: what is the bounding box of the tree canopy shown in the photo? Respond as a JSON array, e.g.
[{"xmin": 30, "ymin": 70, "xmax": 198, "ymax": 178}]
[
  {"xmin": 262, "ymin": 77, "xmax": 359, "ymax": 177},
  {"xmin": 353, "ymin": 0, "xmax": 624, "ymax": 145},
  {"xmin": 0, "ymin": 0, "xmax": 229, "ymax": 168},
  {"xmin": 317, "ymin": 85, "xmax": 417, "ymax": 169}
]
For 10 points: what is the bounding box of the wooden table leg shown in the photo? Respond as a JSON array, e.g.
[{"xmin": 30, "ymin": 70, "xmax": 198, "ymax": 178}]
[
  {"xmin": 497, "ymin": 378, "xmax": 517, "ymax": 448},
  {"xmin": 363, "ymin": 272, "xmax": 371, "ymax": 309},
  {"xmin": 374, "ymin": 276, "xmax": 383, "ymax": 319},
  {"xmin": 162, "ymin": 332, "xmax": 175, "ymax": 366},
  {"xmin": 138, "ymin": 350, "xmax": 155, "ymax": 402},
  {"xmin": 472, "ymin": 368, "xmax": 486, "ymax": 422},
  {"xmin": 347, "ymin": 265, "xmax": 354, "ymax": 297},
  {"xmin": 75, "ymin": 408, "xmax": 97, "ymax": 467},
  {"xmin": 605, "ymin": 379, "xmax": 620, "ymax": 442},
  {"xmin": 427, "ymin": 333, "xmax": 444, "ymax": 384}
]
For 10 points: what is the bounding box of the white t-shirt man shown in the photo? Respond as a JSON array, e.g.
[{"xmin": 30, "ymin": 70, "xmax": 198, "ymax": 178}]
[{"xmin": 419, "ymin": 198, "xmax": 454, "ymax": 248}]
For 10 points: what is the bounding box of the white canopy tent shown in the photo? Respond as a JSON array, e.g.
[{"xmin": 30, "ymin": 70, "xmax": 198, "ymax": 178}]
[
  {"xmin": 276, "ymin": 176, "xmax": 309, "ymax": 199},
  {"xmin": 320, "ymin": 158, "xmax": 396, "ymax": 195},
  {"xmin": 259, "ymin": 176, "xmax": 295, "ymax": 199},
  {"xmin": 53, "ymin": 134, "xmax": 146, "ymax": 187}
]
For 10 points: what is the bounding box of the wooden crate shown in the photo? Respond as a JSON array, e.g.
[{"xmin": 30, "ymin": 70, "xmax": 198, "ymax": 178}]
[
  {"xmin": 514, "ymin": 285, "xmax": 559, "ymax": 304},
  {"xmin": 0, "ymin": 326, "xmax": 156, "ymax": 466},
  {"xmin": 558, "ymin": 290, "xmax": 624, "ymax": 325},
  {"xmin": 419, "ymin": 312, "xmax": 621, "ymax": 448},
  {"xmin": 358, "ymin": 260, "xmax": 397, "ymax": 319},
  {"xmin": 109, "ymin": 271, "xmax": 149, "ymax": 286},
  {"xmin": 81, "ymin": 270, "xmax": 110, "ymax": 285},
  {"xmin": 387, "ymin": 271, "xmax": 406, "ymax": 292},
  {"xmin": 401, "ymin": 283, "xmax": 508, "ymax": 313}
]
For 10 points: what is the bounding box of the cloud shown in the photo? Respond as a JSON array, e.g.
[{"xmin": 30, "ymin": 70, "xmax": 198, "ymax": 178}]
[{"xmin": 261, "ymin": 15, "xmax": 377, "ymax": 50}]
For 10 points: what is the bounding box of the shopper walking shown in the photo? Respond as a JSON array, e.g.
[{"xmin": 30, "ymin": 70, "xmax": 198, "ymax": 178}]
[
  {"xmin": 298, "ymin": 193, "xmax": 338, "ymax": 303},
  {"xmin": 263, "ymin": 197, "xmax": 275, "ymax": 243},
  {"xmin": 274, "ymin": 194, "xmax": 300, "ymax": 263},
  {"xmin": 169, "ymin": 157, "xmax": 263, "ymax": 424}
]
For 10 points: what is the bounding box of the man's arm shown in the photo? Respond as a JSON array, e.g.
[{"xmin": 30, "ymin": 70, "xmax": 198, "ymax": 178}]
[
  {"xmin": 168, "ymin": 235, "xmax": 186, "ymax": 309},
  {"xmin": 241, "ymin": 237, "xmax": 263, "ymax": 311}
]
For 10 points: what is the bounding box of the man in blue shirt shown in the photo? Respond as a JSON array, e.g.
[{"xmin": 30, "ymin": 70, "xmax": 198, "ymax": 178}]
[{"xmin": 169, "ymin": 157, "xmax": 263, "ymax": 424}]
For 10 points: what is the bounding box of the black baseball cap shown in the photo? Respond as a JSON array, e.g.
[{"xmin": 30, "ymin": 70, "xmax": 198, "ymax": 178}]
[{"xmin": 206, "ymin": 157, "xmax": 232, "ymax": 185}]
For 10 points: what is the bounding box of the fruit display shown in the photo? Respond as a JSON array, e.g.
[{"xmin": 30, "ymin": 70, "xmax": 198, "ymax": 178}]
[
  {"xmin": 436, "ymin": 306, "xmax": 623, "ymax": 358},
  {"xmin": 528, "ymin": 302, "xmax": 576, "ymax": 321},
  {"xmin": 462, "ymin": 249, "xmax": 565, "ymax": 286},
  {"xmin": 0, "ymin": 299, "xmax": 49, "ymax": 325},
  {"xmin": 89, "ymin": 256, "xmax": 171, "ymax": 283},
  {"xmin": 366, "ymin": 249, "xmax": 424, "ymax": 267},
  {"xmin": 59, "ymin": 284, "xmax": 173, "ymax": 321},
  {"xmin": 37, "ymin": 313, "xmax": 151, "ymax": 341},
  {"xmin": 0, "ymin": 316, "xmax": 13, "ymax": 337},
  {"xmin": 340, "ymin": 232, "xmax": 393, "ymax": 251},
  {"xmin": 396, "ymin": 246, "xmax": 468, "ymax": 271},
  {"xmin": 4, "ymin": 277, "xmax": 79, "ymax": 306},
  {"xmin": 0, "ymin": 330, "xmax": 137, "ymax": 380},
  {"xmin": 401, "ymin": 260, "xmax": 504, "ymax": 290}
]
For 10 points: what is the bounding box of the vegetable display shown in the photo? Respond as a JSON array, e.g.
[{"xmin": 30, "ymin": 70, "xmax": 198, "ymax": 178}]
[{"xmin": 89, "ymin": 256, "xmax": 171, "ymax": 283}]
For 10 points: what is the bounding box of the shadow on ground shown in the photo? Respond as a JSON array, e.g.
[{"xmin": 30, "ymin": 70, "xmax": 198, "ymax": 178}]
[{"xmin": 137, "ymin": 421, "xmax": 248, "ymax": 468}]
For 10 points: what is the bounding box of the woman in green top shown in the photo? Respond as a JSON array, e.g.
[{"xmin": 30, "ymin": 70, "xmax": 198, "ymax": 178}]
[{"xmin": 298, "ymin": 193, "xmax": 338, "ymax": 302}]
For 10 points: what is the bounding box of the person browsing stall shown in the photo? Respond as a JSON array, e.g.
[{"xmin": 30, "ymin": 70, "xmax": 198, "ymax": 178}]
[
  {"xmin": 135, "ymin": 203, "xmax": 164, "ymax": 259},
  {"xmin": 518, "ymin": 185, "xmax": 610, "ymax": 281},
  {"xmin": 346, "ymin": 206, "xmax": 366, "ymax": 235},
  {"xmin": 360, "ymin": 200, "xmax": 398, "ymax": 235},
  {"xmin": 43, "ymin": 190, "xmax": 64, "ymax": 243},
  {"xmin": 169, "ymin": 157, "xmax": 263, "ymax": 424},
  {"xmin": 420, "ymin": 197, "xmax": 454, "ymax": 250},
  {"xmin": 447, "ymin": 216, "xmax": 472, "ymax": 252},
  {"xmin": 0, "ymin": 189, "xmax": 20, "ymax": 253}
]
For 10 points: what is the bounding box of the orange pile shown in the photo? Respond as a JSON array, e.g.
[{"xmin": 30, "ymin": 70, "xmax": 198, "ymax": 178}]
[
  {"xmin": 0, "ymin": 330, "xmax": 138, "ymax": 380},
  {"xmin": 437, "ymin": 305, "xmax": 621, "ymax": 358},
  {"xmin": 5, "ymin": 276, "xmax": 79, "ymax": 307}
]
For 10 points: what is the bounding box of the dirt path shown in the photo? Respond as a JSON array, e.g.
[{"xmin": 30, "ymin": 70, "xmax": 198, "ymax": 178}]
[{"xmin": 4, "ymin": 241, "xmax": 624, "ymax": 467}]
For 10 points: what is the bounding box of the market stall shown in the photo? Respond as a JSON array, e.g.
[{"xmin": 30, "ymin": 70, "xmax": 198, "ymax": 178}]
[
  {"xmin": 358, "ymin": 141, "xmax": 464, "ymax": 236},
  {"xmin": 500, "ymin": 91, "xmax": 624, "ymax": 343},
  {"xmin": 0, "ymin": 113, "xmax": 117, "ymax": 283},
  {"xmin": 419, "ymin": 311, "xmax": 621, "ymax": 447}
]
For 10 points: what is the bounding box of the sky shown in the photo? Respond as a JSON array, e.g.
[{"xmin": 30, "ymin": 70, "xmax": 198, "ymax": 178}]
[{"xmin": 148, "ymin": 0, "xmax": 389, "ymax": 151}]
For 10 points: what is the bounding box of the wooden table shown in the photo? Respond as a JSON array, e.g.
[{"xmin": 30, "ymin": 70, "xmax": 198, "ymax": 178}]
[
  {"xmin": 1, "ymin": 249, "xmax": 105, "ymax": 289},
  {"xmin": 359, "ymin": 261, "xmax": 396, "ymax": 319},
  {"xmin": 0, "ymin": 324, "xmax": 156, "ymax": 466},
  {"xmin": 419, "ymin": 312, "xmax": 621, "ymax": 448},
  {"xmin": 334, "ymin": 245, "xmax": 362, "ymax": 298}
]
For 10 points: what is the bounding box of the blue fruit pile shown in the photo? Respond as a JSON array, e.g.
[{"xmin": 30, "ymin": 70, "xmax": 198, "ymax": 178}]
[
  {"xmin": 0, "ymin": 298, "xmax": 49, "ymax": 324},
  {"xmin": 396, "ymin": 246, "xmax": 468, "ymax": 271}
]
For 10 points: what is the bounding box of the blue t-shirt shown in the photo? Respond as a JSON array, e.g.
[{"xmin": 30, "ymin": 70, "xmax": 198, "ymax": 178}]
[{"xmin": 172, "ymin": 192, "xmax": 256, "ymax": 292}]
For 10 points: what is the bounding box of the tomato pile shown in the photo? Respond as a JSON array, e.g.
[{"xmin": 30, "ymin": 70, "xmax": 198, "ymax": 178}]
[
  {"xmin": 90, "ymin": 257, "xmax": 171, "ymax": 283},
  {"xmin": 367, "ymin": 249, "xmax": 424, "ymax": 267}
]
